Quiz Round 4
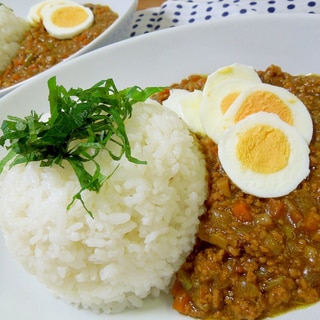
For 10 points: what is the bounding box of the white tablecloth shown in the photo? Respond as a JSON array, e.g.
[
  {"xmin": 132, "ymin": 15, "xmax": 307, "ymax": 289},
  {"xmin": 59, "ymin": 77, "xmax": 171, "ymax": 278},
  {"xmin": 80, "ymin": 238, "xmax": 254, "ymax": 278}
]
[{"xmin": 130, "ymin": 0, "xmax": 319, "ymax": 37}]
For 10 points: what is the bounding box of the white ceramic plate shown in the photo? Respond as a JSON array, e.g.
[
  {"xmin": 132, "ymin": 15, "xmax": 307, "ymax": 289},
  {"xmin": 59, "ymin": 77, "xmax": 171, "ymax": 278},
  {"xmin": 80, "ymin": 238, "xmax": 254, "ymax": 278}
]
[
  {"xmin": 1, "ymin": 13, "xmax": 320, "ymax": 320},
  {"xmin": 0, "ymin": 0, "xmax": 138, "ymax": 97}
]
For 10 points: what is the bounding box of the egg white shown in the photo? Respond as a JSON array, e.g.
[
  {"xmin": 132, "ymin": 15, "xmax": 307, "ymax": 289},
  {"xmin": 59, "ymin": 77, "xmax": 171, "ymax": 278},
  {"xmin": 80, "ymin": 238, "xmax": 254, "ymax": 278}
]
[
  {"xmin": 41, "ymin": 2, "xmax": 94, "ymax": 39},
  {"xmin": 200, "ymin": 78, "xmax": 260, "ymax": 143},
  {"xmin": 162, "ymin": 89, "xmax": 189, "ymax": 119},
  {"xmin": 27, "ymin": 0, "xmax": 77, "ymax": 25},
  {"xmin": 27, "ymin": 1, "xmax": 46, "ymax": 24},
  {"xmin": 223, "ymin": 83, "xmax": 314, "ymax": 144},
  {"xmin": 163, "ymin": 89, "xmax": 204, "ymax": 134},
  {"xmin": 204, "ymin": 63, "xmax": 262, "ymax": 89},
  {"xmin": 218, "ymin": 112, "xmax": 310, "ymax": 198},
  {"xmin": 199, "ymin": 64, "xmax": 262, "ymax": 143}
]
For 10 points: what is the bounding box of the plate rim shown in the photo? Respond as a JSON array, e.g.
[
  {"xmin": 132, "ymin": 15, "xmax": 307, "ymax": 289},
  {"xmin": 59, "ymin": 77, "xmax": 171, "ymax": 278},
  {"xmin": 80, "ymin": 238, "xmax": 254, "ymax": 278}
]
[{"xmin": 1, "ymin": 12, "xmax": 320, "ymax": 319}]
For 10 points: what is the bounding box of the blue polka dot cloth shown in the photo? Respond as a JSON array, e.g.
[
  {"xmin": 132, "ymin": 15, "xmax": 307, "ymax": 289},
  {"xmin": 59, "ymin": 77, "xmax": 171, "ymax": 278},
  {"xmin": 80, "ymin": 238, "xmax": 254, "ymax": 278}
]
[{"xmin": 130, "ymin": 0, "xmax": 319, "ymax": 37}]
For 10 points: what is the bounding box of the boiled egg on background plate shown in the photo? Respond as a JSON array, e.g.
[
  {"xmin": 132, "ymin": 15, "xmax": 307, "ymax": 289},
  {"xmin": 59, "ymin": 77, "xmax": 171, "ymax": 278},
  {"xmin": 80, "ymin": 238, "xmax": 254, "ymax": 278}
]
[
  {"xmin": 27, "ymin": 0, "xmax": 94, "ymax": 39},
  {"xmin": 163, "ymin": 63, "xmax": 313, "ymax": 198}
]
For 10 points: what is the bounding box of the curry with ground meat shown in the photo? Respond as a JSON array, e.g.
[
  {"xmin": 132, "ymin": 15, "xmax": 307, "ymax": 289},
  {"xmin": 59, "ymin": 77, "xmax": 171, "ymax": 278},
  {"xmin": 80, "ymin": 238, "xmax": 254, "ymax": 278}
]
[
  {"xmin": 0, "ymin": 4, "xmax": 118, "ymax": 89},
  {"xmin": 167, "ymin": 65, "xmax": 320, "ymax": 320}
]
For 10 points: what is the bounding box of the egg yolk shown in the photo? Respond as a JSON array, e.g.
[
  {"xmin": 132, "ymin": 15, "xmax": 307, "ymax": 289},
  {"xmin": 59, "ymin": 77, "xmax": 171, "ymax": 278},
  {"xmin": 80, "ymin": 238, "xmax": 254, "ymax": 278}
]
[
  {"xmin": 219, "ymin": 65, "xmax": 234, "ymax": 75},
  {"xmin": 234, "ymin": 91, "xmax": 294, "ymax": 125},
  {"xmin": 221, "ymin": 92, "xmax": 240, "ymax": 114},
  {"xmin": 236, "ymin": 125, "xmax": 290, "ymax": 174},
  {"xmin": 51, "ymin": 6, "xmax": 89, "ymax": 28}
]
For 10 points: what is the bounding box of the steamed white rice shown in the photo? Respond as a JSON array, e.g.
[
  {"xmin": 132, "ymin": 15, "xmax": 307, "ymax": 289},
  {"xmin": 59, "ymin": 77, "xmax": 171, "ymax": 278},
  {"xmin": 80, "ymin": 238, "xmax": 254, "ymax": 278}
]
[
  {"xmin": 0, "ymin": 4, "xmax": 29, "ymax": 73},
  {"xmin": 0, "ymin": 101, "xmax": 207, "ymax": 313}
]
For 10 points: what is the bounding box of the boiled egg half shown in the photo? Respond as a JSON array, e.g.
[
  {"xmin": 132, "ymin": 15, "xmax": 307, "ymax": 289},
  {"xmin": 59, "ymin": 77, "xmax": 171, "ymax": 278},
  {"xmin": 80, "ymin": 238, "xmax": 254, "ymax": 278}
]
[
  {"xmin": 27, "ymin": 0, "xmax": 94, "ymax": 39},
  {"xmin": 27, "ymin": 0, "xmax": 76, "ymax": 25},
  {"xmin": 218, "ymin": 112, "xmax": 310, "ymax": 198},
  {"xmin": 200, "ymin": 63, "xmax": 262, "ymax": 143},
  {"xmin": 221, "ymin": 83, "xmax": 313, "ymax": 144},
  {"xmin": 200, "ymin": 64, "xmax": 313, "ymax": 145},
  {"xmin": 162, "ymin": 89, "xmax": 204, "ymax": 134}
]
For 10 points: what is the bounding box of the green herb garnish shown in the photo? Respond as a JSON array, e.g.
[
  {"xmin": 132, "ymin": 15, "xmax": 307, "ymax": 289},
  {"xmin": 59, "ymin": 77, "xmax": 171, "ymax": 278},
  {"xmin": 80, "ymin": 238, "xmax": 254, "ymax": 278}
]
[{"xmin": 0, "ymin": 76, "xmax": 164, "ymax": 217}]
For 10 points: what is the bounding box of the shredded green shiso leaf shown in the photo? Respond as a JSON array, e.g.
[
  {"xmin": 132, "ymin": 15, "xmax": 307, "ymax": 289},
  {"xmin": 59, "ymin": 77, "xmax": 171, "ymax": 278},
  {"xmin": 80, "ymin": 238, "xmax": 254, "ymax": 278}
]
[{"xmin": 0, "ymin": 76, "xmax": 164, "ymax": 217}]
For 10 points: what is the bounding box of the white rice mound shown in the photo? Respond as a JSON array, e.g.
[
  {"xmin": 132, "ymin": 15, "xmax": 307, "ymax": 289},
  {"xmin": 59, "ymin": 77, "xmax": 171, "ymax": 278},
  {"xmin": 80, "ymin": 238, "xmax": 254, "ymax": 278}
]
[
  {"xmin": 0, "ymin": 101, "xmax": 207, "ymax": 313},
  {"xmin": 0, "ymin": 4, "xmax": 29, "ymax": 73}
]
